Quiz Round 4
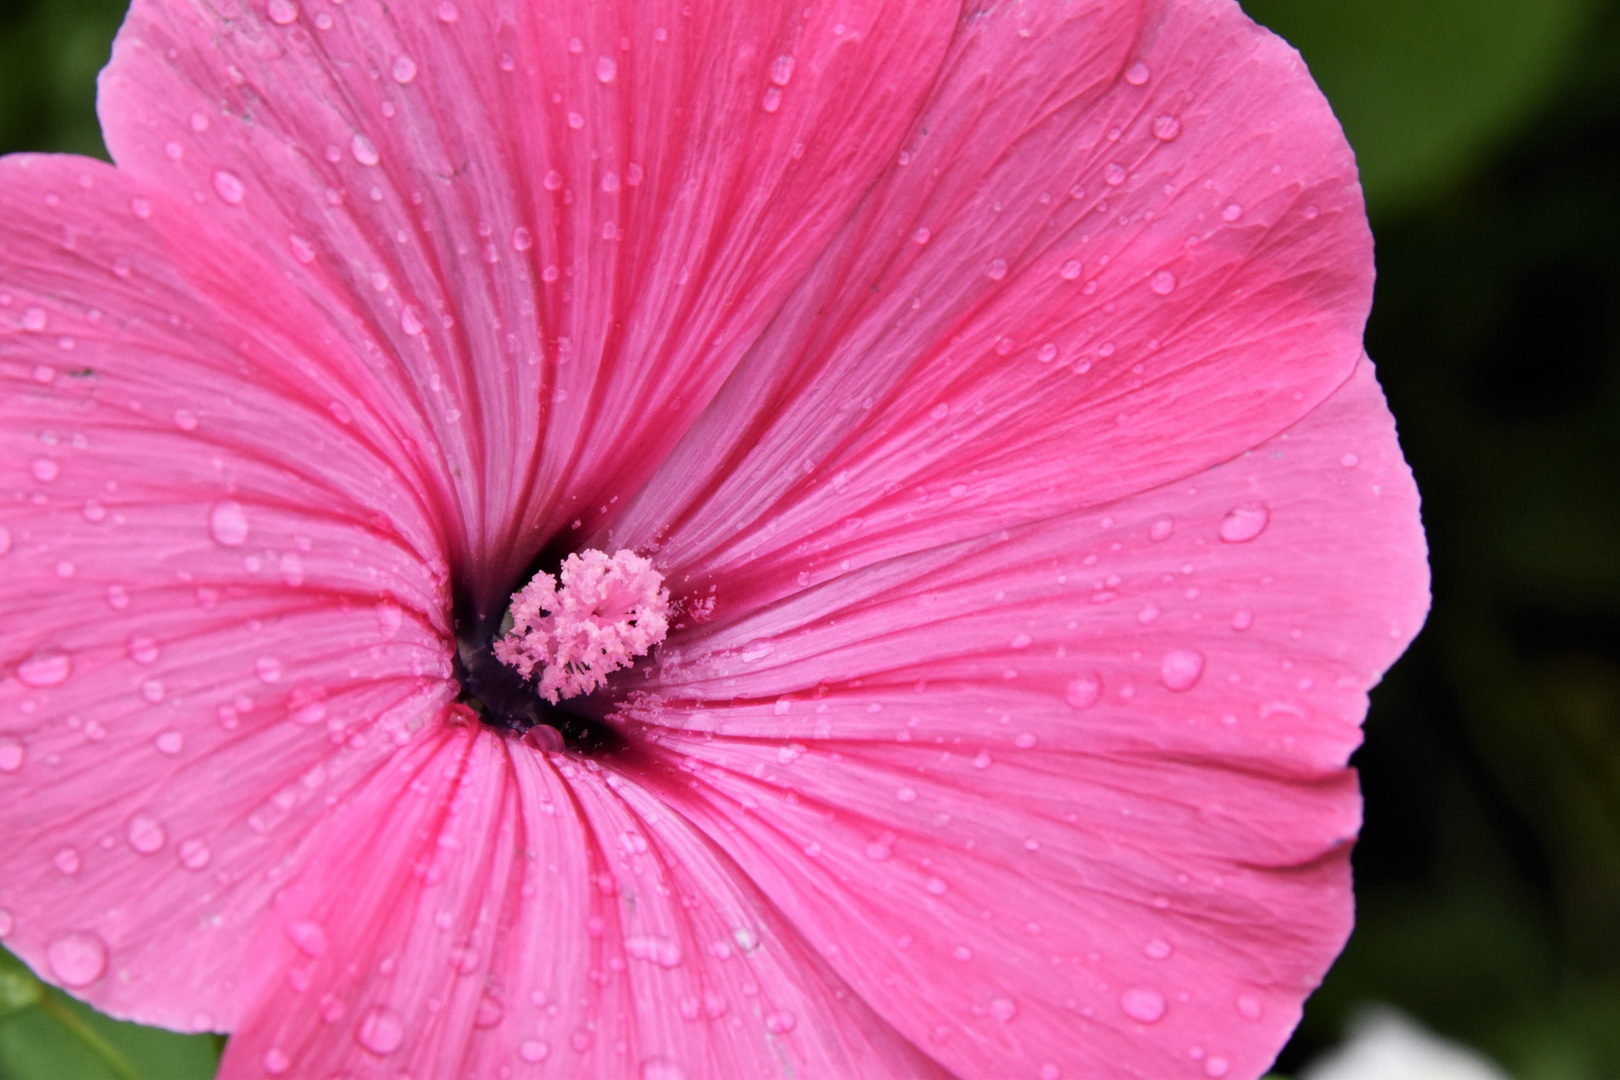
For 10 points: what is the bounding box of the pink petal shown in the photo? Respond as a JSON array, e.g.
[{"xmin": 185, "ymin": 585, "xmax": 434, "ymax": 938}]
[
  {"xmin": 98, "ymin": 0, "xmax": 963, "ymax": 607},
  {"xmin": 611, "ymin": 0, "xmax": 1373, "ymax": 619},
  {"xmin": 220, "ymin": 724, "xmax": 947, "ymax": 1078},
  {"xmin": 613, "ymin": 358, "xmax": 1427, "ymax": 1077},
  {"xmin": 0, "ymin": 154, "xmax": 454, "ymax": 1029}
]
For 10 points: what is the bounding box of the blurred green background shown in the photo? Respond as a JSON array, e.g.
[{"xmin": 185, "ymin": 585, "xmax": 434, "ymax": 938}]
[{"xmin": 3, "ymin": 0, "xmax": 1619, "ymax": 1077}]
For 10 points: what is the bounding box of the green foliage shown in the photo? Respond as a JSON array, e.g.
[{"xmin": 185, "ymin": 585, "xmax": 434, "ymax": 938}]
[
  {"xmin": 0, "ymin": 948, "xmax": 220, "ymax": 1080},
  {"xmin": 1244, "ymin": 0, "xmax": 1595, "ymax": 218}
]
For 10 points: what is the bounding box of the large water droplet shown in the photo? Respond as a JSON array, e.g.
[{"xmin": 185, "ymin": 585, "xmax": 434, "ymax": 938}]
[
  {"xmin": 1151, "ymin": 115, "xmax": 1182, "ymax": 141},
  {"xmin": 1221, "ymin": 203, "xmax": 1243, "ymax": 222},
  {"xmin": 17, "ymin": 650, "xmax": 71, "ymax": 687},
  {"xmin": 1161, "ymin": 649, "xmax": 1205, "ymax": 692},
  {"xmin": 0, "ymin": 736, "xmax": 23, "ymax": 773},
  {"xmin": 209, "ymin": 501, "xmax": 249, "ymax": 546},
  {"xmin": 1149, "ymin": 269, "xmax": 1177, "ymax": 295},
  {"xmin": 21, "ymin": 307, "xmax": 47, "ymax": 332},
  {"xmin": 1143, "ymin": 938, "xmax": 1172, "ymax": 960},
  {"xmin": 211, "ymin": 169, "xmax": 245, "ymax": 205},
  {"xmin": 1124, "ymin": 60, "xmax": 1151, "ymax": 85},
  {"xmin": 400, "ymin": 306, "xmax": 426, "ymax": 335},
  {"xmin": 126, "ymin": 812, "xmax": 167, "ymax": 854},
  {"xmin": 46, "ymin": 931, "xmax": 107, "ymax": 987},
  {"xmin": 1119, "ymin": 986, "xmax": 1166, "ymax": 1023},
  {"xmin": 178, "ymin": 838, "xmax": 212, "ymax": 870},
  {"xmin": 1065, "ymin": 671, "xmax": 1103, "ymax": 710},
  {"xmin": 392, "ymin": 55, "xmax": 418, "ymax": 84},
  {"xmin": 356, "ymin": 1005, "xmax": 404, "ymax": 1054},
  {"xmin": 351, "ymin": 134, "xmax": 380, "ymax": 166},
  {"xmin": 596, "ymin": 56, "xmax": 617, "ymax": 82},
  {"xmin": 30, "ymin": 457, "xmax": 58, "ymax": 483},
  {"xmin": 266, "ymin": 0, "xmax": 298, "ymax": 24},
  {"xmin": 1218, "ymin": 503, "xmax": 1270, "ymax": 543},
  {"xmin": 1104, "ymin": 162, "xmax": 1126, "ymax": 186},
  {"xmin": 770, "ymin": 54, "xmax": 796, "ymax": 86}
]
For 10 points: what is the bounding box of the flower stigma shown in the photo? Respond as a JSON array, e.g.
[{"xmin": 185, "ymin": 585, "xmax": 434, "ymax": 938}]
[{"xmin": 494, "ymin": 548, "xmax": 670, "ymax": 704}]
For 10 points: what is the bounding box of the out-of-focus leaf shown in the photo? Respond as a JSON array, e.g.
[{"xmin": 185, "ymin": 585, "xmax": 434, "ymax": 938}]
[
  {"xmin": 0, "ymin": 946, "xmax": 220, "ymax": 1080},
  {"xmin": 1242, "ymin": 0, "xmax": 1593, "ymax": 217}
]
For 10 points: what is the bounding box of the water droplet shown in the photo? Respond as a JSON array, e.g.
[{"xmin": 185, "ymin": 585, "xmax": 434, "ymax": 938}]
[
  {"xmin": 54, "ymin": 848, "xmax": 80, "ymax": 875},
  {"xmin": 17, "ymin": 650, "xmax": 71, "ymax": 687},
  {"xmin": 510, "ymin": 226, "xmax": 533, "ymax": 252},
  {"xmin": 106, "ymin": 584, "xmax": 129, "ymax": 609},
  {"xmin": 178, "ymin": 838, "xmax": 212, "ymax": 870},
  {"xmin": 263, "ymin": 1048, "xmax": 291, "ymax": 1075},
  {"xmin": 987, "ymin": 258, "xmax": 1008, "ymax": 280},
  {"xmin": 770, "ymin": 54, "xmax": 796, "ymax": 86},
  {"xmin": 1160, "ymin": 649, "xmax": 1205, "ymax": 692},
  {"xmin": 356, "ymin": 1005, "xmax": 404, "ymax": 1054},
  {"xmin": 764, "ymin": 1010, "xmax": 796, "ymax": 1034},
  {"xmin": 1340, "ymin": 452, "xmax": 1360, "ymax": 468},
  {"xmin": 400, "ymin": 306, "xmax": 426, "ymax": 335},
  {"xmin": 0, "ymin": 737, "xmax": 22, "ymax": 772},
  {"xmin": 127, "ymin": 812, "xmax": 167, "ymax": 854},
  {"xmin": 22, "ymin": 307, "xmax": 48, "ymax": 331},
  {"xmin": 173, "ymin": 408, "xmax": 199, "ymax": 431},
  {"xmin": 1104, "ymin": 162, "xmax": 1126, "ymax": 186},
  {"xmin": 1231, "ymin": 609, "xmax": 1253, "ymax": 631},
  {"xmin": 1149, "ymin": 517, "xmax": 1174, "ymax": 541},
  {"xmin": 624, "ymin": 936, "xmax": 682, "ymax": 968},
  {"xmin": 209, "ymin": 501, "xmax": 250, "ymax": 546},
  {"xmin": 990, "ymin": 997, "xmax": 1018, "ymax": 1023},
  {"xmin": 596, "ymin": 56, "xmax": 617, "ymax": 82},
  {"xmin": 391, "ymin": 55, "xmax": 418, "ymax": 84},
  {"xmin": 255, "ymin": 657, "xmax": 283, "ymax": 683},
  {"xmin": 0, "ymin": 526, "xmax": 10, "ymax": 557},
  {"xmin": 1060, "ymin": 258, "xmax": 1082, "ymax": 280},
  {"xmin": 266, "ymin": 0, "xmax": 298, "ymax": 24},
  {"xmin": 1205, "ymin": 1058, "xmax": 1230, "ymax": 1078},
  {"xmin": 1040, "ymin": 1066, "xmax": 1061, "ymax": 1080},
  {"xmin": 351, "ymin": 134, "xmax": 380, "ymax": 166},
  {"xmin": 1124, "ymin": 60, "xmax": 1150, "ymax": 85},
  {"xmin": 1119, "ymin": 986, "xmax": 1166, "ymax": 1023},
  {"xmin": 284, "ymin": 920, "xmax": 329, "ymax": 958},
  {"xmin": 1218, "ymin": 503, "xmax": 1270, "ymax": 543},
  {"xmin": 0, "ymin": 910, "xmax": 12, "ymax": 937},
  {"xmin": 1065, "ymin": 671, "xmax": 1102, "ymax": 710},
  {"xmin": 1151, "ymin": 115, "xmax": 1182, "ymax": 141},
  {"xmin": 1143, "ymin": 939, "xmax": 1172, "ymax": 960},
  {"xmin": 211, "ymin": 169, "xmax": 245, "ymax": 205},
  {"xmin": 1221, "ymin": 203, "xmax": 1243, "ymax": 222},
  {"xmin": 154, "ymin": 730, "xmax": 184, "ymax": 755},
  {"xmin": 127, "ymin": 635, "xmax": 160, "ymax": 665},
  {"xmin": 519, "ymin": 1040, "xmax": 550, "ymax": 1062},
  {"xmin": 46, "ymin": 931, "xmax": 107, "ymax": 987},
  {"xmin": 1236, "ymin": 994, "xmax": 1262, "ymax": 1021},
  {"xmin": 31, "ymin": 457, "xmax": 59, "ymax": 482},
  {"xmin": 289, "ymin": 234, "xmax": 316, "ymax": 264},
  {"xmin": 642, "ymin": 1061, "xmax": 685, "ymax": 1080},
  {"xmin": 1150, "ymin": 269, "xmax": 1177, "ymax": 295}
]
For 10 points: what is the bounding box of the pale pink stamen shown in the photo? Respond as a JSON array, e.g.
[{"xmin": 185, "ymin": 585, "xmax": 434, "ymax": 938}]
[{"xmin": 493, "ymin": 549, "xmax": 670, "ymax": 703}]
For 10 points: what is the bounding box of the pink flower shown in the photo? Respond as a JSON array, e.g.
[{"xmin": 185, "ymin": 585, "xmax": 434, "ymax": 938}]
[{"xmin": 0, "ymin": 0, "xmax": 1428, "ymax": 1077}]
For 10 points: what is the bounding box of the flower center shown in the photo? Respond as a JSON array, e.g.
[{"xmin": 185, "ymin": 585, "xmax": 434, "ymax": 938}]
[
  {"xmin": 493, "ymin": 548, "xmax": 671, "ymax": 703},
  {"xmin": 451, "ymin": 548, "xmax": 669, "ymax": 747}
]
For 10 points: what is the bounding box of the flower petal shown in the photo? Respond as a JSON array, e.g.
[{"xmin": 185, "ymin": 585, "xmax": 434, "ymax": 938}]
[
  {"xmin": 616, "ymin": 358, "xmax": 1427, "ymax": 1077},
  {"xmin": 98, "ymin": 0, "xmax": 962, "ymax": 604},
  {"xmin": 0, "ymin": 154, "xmax": 454, "ymax": 1028},
  {"xmin": 220, "ymin": 725, "xmax": 948, "ymax": 1079},
  {"xmin": 611, "ymin": 0, "xmax": 1373, "ymax": 616}
]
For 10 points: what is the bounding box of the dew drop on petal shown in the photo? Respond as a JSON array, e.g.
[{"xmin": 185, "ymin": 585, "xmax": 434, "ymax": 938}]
[
  {"xmin": 1143, "ymin": 939, "xmax": 1172, "ymax": 959},
  {"xmin": 990, "ymin": 997, "xmax": 1018, "ymax": 1023},
  {"xmin": 30, "ymin": 457, "xmax": 58, "ymax": 482},
  {"xmin": 1152, "ymin": 115, "xmax": 1182, "ymax": 141},
  {"xmin": 17, "ymin": 650, "xmax": 71, "ymax": 688},
  {"xmin": 1060, "ymin": 259, "xmax": 1082, "ymax": 280},
  {"xmin": 511, "ymin": 226, "xmax": 533, "ymax": 251},
  {"xmin": 0, "ymin": 526, "xmax": 10, "ymax": 558},
  {"xmin": 1161, "ymin": 649, "xmax": 1205, "ymax": 692},
  {"xmin": 770, "ymin": 54, "xmax": 796, "ymax": 86},
  {"xmin": 351, "ymin": 134, "xmax": 380, "ymax": 166},
  {"xmin": 764, "ymin": 1010, "xmax": 796, "ymax": 1034},
  {"xmin": 126, "ymin": 813, "xmax": 166, "ymax": 854},
  {"xmin": 154, "ymin": 730, "xmax": 184, "ymax": 755},
  {"xmin": 356, "ymin": 1005, "xmax": 404, "ymax": 1054},
  {"xmin": 1120, "ymin": 987, "xmax": 1166, "ymax": 1023},
  {"xmin": 46, "ymin": 931, "xmax": 107, "ymax": 987},
  {"xmin": 987, "ymin": 258, "xmax": 1008, "ymax": 280},
  {"xmin": 178, "ymin": 839, "xmax": 212, "ymax": 870},
  {"xmin": 286, "ymin": 920, "xmax": 329, "ymax": 957},
  {"xmin": 266, "ymin": 0, "xmax": 298, "ymax": 24},
  {"xmin": 1124, "ymin": 60, "xmax": 1150, "ymax": 85},
  {"xmin": 1149, "ymin": 517, "xmax": 1174, "ymax": 541},
  {"xmin": 263, "ymin": 1048, "xmax": 291, "ymax": 1075},
  {"xmin": 596, "ymin": 56, "xmax": 617, "ymax": 82},
  {"xmin": 1104, "ymin": 162, "xmax": 1127, "ymax": 186},
  {"xmin": 1150, "ymin": 269, "xmax": 1177, "ymax": 295},
  {"xmin": 1205, "ymin": 1058, "xmax": 1230, "ymax": 1078},
  {"xmin": 127, "ymin": 635, "xmax": 160, "ymax": 665},
  {"xmin": 400, "ymin": 306, "xmax": 426, "ymax": 335},
  {"xmin": 1219, "ymin": 503, "xmax": 1270, "ymax": 543},
  {"xmin": 1340, "ymin": 452, "xmax": 1361, "ymax": 468},
  {"xmin": 1065, "ymin": 671, "xmax": 1103, "ymax": 710},
  {"xmin": 1236, "ymin": 994, "xmax": 1263, "ymax": 1021},
  {"xmin": 0, "ymin": 910, "xmax": 12, "ymax": 937},
  {"xmin": 391, "ymin": 55, "xmax": 418, "ymax": 83},
  {"xmin": 209, "ymin": 501, "xmax": 250, "ymax": 546},
  {"xmin": 1222, "ymin": 203, "xmax": 1243, "ymax": 222},
  {"xmin": 519, "ymin": 1040, "xmax": 550, "ymax": 1062},
  {"xmin": 211, "ymin": 169, "xmax": 245, "ymax": 205},
  {"xmin": 0, "ymin": 737, "xmax": 23, "ymax": 772}
]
